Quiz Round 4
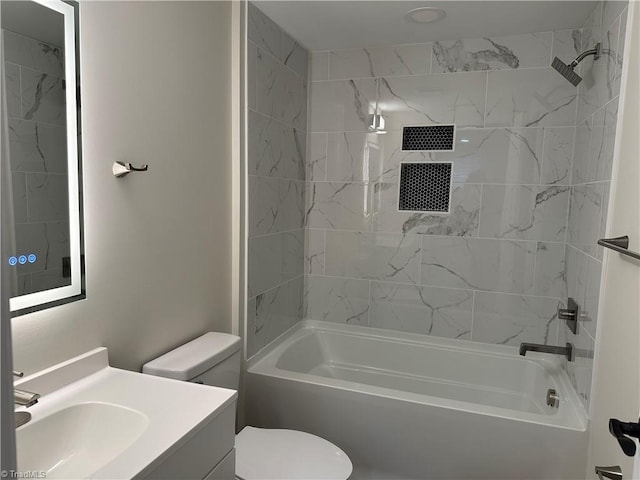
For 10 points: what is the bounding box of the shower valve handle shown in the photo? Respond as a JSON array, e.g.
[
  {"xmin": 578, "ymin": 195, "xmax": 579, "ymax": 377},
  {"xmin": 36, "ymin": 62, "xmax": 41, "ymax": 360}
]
[{"xmin": 609, "ymin": 418, "xmax": 640, "ymax": 456}]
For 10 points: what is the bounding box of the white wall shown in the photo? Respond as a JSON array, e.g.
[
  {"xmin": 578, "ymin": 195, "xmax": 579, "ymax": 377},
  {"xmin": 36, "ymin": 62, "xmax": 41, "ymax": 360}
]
[
  {"xmin": 11, "ymin": 1, "xmax": 235, "ymax": 374},
  {"xmin": 587, "ymin": 2, "xmax": 638, "ymax": 476}
]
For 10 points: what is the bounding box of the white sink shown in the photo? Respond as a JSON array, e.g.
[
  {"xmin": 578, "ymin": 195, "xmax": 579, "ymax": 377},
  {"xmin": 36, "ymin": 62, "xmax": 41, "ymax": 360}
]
[
  {"xmin": 14, "ymin": 348, "xmax": 237, "ymax": 479},
  {"xmin": 17, "ymin": 402, "xmax": 148, "ymax": 478}
]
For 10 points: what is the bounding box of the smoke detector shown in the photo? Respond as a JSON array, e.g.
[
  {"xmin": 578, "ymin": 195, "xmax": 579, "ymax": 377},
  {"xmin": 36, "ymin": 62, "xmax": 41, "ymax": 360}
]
[{"xmin": 406, "ymin": 7, "xmax": 446, "ymax": 24}]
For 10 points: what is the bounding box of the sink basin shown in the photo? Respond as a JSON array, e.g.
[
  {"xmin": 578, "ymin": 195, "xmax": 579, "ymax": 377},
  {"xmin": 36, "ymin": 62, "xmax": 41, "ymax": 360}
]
[
  {"xmin": 13, "ymin": 347, "xmax": 237, "ymax": 479},
  {"xmin": 17, "ymin": 402, "xmax": 148, "ymax": 479}
]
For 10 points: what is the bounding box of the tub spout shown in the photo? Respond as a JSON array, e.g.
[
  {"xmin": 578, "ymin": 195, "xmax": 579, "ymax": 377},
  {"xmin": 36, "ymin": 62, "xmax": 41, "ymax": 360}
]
[{"xmin": 519, "ymin": 342, "xmax": 574, "ymax": 362}]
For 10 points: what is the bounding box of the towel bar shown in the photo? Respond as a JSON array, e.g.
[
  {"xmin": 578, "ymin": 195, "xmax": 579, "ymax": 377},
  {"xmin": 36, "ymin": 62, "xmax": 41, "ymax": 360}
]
[{"xmin": 597, "ymin": 236, "xmax": 640, "ymax": 261}]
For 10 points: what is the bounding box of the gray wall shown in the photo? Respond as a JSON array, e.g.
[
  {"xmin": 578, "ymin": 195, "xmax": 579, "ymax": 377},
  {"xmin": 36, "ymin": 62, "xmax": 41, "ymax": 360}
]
[
  {"xmin": 246, "ymin": 3, "xmax": 309, "ymax": 357},
  {"xmin": 10, "ymin": 1, "xmax": 234, "ymax": 374}
]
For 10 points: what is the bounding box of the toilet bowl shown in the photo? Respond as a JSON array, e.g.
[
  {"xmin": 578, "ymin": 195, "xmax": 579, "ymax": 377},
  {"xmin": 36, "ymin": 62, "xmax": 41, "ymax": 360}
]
[
  {"xmin": 143, "ymin": 332, "xmax": 352, "ymax": 480},
  {"xmin": 235, "ymin": 426, "xmax": 352, "ymax": 480}
]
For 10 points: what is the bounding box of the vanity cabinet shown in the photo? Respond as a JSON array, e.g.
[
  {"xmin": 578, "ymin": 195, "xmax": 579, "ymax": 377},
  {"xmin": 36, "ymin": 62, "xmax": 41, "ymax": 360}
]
[{"xmin": 144, "ymin": 399, "xmax": 236, "ymax": 479}]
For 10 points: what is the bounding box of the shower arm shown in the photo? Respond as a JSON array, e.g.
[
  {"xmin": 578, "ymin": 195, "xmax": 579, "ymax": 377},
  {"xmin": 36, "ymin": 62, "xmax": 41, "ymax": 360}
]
[{"xmin": 569, "ymin": 43, "xmax": 602, "ymax": 68}]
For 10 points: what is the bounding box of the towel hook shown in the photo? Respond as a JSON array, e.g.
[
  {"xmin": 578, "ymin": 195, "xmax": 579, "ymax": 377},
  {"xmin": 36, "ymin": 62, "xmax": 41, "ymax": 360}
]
[{"xmin": 112, "ymin": 161, "xmax": 148, "ymax": 178}]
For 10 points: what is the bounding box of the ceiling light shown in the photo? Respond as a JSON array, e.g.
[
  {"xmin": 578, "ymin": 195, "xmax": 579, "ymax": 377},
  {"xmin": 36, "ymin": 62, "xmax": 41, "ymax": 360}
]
[{"xmin": 406, "ymin": 7, "xmax": 446, "ymax": 24}]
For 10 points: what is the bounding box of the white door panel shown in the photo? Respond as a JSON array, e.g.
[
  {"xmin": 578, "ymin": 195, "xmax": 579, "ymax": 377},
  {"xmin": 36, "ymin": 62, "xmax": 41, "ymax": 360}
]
[{"xmin": 587, "ymin": 3, "xmax": 640, "ymax": 479}]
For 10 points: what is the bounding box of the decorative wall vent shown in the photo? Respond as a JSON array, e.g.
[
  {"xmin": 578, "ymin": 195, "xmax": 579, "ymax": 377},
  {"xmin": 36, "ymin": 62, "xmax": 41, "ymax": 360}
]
[
  {"xmin": 398, "ymin": 162, "xmax": 452, "ymax": 213},
  {"xmin": 402, "ymin": 125, "xmax": 455, "ymax": 151}
]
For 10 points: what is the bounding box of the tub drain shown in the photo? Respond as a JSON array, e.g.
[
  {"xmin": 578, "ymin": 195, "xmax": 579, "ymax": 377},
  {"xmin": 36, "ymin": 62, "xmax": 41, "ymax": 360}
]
[{"xmin": 546, "ymin": 388, "xmax": 560, "ymax": 408}]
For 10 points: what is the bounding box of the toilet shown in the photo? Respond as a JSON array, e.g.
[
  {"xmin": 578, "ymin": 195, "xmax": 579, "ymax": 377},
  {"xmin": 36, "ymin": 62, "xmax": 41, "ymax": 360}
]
[{"xmin": 142, "ymin": 332, "xmax": 353, "ymax": 480}]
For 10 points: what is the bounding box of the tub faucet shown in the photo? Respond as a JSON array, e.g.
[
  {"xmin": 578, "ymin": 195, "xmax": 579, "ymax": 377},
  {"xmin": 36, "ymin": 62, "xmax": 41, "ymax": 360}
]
[
  {"xmin": 13, "ymin": 371, "xmax": 40, "ymax": 407},
  {"xmin": 519, "ymin": 342, "xmax": 574, "ymax": 362}
]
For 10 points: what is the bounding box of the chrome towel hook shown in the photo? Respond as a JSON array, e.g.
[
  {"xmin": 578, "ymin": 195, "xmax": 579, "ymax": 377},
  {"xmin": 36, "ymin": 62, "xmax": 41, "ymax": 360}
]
[{"xmin": 112, "ymin": 161, "xmax": 149, "ymax": 178}]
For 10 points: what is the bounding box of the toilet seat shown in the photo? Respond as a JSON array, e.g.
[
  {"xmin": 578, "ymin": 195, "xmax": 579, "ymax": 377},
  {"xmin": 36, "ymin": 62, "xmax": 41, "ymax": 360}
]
[{"xmin": 235, "ymin": 426, "xmax": 353, "ymax": 480}]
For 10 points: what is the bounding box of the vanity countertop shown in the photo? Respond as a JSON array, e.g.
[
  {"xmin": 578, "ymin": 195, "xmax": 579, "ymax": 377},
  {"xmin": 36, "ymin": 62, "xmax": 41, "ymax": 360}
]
[{"xmin": 15, "ymin": 347, "xmax": 237, "ymax": 479}]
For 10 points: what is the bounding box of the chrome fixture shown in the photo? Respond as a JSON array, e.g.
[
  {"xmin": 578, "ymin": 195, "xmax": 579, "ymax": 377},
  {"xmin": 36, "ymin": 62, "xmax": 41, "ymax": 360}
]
[
  {"xmin": 595, "ymin": 465, "xmax": 623, "ymax": 480},
  {"xmin": 14, "ymin": 370, "xmax": 40, "ymax": 407},
  {"xmin": 558, "ymin": 298, "xmax": 579, "ymax": 334},
  {"xmin": 551, "ymin": 42, "xmax": 601, "ymax": 86},
  {"xmin": 14, "ymin": 389, "xmax": 40, "ymax": 408},
  {"xmin": 112, "ymin": 161, "xmax": 149, "ymax": 178},
  {"xmin": 369, "ymin": 114, "xmax": 386, "ymax": 134},
  {"xmin": 598, "ymin": 236, "xmax": 640, "ymax": 261},
  {"xmin": 546, "ymin": 388, "xmax": 560, "ymax": 408},
  {"xmin": 519, "ymin": 342, "xmax": 574, "ymax": 362},
  {"xmin": 15, "ymin": 411, "xmax": 32, "ymax": 428},
  {"xmin": 368, "ymin": 80, "xmax": 386, "ymax": 135}
]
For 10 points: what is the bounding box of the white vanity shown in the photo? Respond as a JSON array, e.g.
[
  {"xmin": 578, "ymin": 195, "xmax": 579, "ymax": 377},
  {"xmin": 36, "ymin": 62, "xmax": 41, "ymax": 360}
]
[{"xmin": 13, "ymin": 348, "xmax": 237, "ymax": 479}]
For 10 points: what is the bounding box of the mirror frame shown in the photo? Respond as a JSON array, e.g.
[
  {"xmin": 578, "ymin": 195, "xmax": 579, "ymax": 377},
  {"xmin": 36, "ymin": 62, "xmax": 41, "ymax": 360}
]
[{"xmin": 9, "ymin": 0, "xmax": 84, "ymax": 315}]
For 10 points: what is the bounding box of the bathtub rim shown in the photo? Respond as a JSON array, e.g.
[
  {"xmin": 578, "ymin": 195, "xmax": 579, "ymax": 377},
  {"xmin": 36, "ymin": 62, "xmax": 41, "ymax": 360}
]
[{"xmin": 247, "ymin": 319, "xmax": 588, "ymax": 432}]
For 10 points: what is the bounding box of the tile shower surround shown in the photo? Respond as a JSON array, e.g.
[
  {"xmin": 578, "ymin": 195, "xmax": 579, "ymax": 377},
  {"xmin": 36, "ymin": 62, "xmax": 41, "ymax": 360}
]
[
  {"xmin": 562, "ymin": 0, "xmax": 629, "ymax": 411},
  {"xmin": 246, "ymin": 2, "xmax": 629, "ymax": 412},
  {"xmin": 304, "ymin": 32, "xmax": 579, "ymax": 350},
  {"xmin": 301, "ymin": 1, "xmax": 629, "ymax": 412},
  {"xmin": 3, "ymin": 29, "xmax": 70, "ymax": 296},
  {"xmin": 246, "ymin": 3, "xmax": 309, "ymax": 357}
]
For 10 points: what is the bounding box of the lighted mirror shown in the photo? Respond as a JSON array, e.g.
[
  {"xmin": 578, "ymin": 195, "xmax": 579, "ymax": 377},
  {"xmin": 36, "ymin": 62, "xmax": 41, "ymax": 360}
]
[{"xmin": 1, "ymin": 0, "xmax": 84, "ymax": 315}]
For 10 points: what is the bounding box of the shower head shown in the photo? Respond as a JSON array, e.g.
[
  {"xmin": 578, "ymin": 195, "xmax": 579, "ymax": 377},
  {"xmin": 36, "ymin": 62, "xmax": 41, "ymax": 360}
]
[
  {"xmin": 551, "ymin": 57, "xmax": 582, "ymax": 86},
  {"xmin": 551, "ymin": 42, "xmax": 602, "ymax": 87}
]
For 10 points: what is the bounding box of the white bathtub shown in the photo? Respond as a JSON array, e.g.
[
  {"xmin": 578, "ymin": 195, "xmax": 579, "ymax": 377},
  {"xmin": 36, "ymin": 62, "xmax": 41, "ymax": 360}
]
[{"xmin": 246, "ymin": 320, "xmax": 588, "ymax": 479}]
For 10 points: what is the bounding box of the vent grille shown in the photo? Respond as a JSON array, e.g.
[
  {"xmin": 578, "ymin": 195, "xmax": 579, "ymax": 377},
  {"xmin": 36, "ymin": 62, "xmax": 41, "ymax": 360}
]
[
  {"xmin": 398, "ymin": 162, "xmax": 452, "ymax": 213},
  {"xmin": 402, "ymin": 125, "xmax": 455, "ymax": 151}
]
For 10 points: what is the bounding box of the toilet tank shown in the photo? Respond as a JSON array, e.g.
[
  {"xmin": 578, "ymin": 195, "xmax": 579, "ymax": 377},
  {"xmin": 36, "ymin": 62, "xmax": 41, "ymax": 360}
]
[{"xmin": 142, "ymin": 332, "xmax": 242, "ymax": 390}]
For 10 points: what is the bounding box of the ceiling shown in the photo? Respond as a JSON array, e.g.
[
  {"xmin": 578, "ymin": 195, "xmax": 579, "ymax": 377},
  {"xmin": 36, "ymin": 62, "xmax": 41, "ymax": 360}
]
[{"xmin": 253, "ymin": 1, "xmax": 597, "ymax": 51}]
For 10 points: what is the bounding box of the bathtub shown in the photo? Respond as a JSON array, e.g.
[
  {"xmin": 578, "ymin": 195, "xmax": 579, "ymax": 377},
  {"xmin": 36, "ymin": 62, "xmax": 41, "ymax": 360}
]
[{"xmin": 245, "ymin": 320, "xmax": 588, "ymax": 479}]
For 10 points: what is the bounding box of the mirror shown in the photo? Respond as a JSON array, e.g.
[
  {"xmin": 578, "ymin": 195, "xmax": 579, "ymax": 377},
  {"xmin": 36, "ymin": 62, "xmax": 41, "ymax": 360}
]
[{"xmin": 1, "ymin": 0, "xmax": 84, "ymax": 315}]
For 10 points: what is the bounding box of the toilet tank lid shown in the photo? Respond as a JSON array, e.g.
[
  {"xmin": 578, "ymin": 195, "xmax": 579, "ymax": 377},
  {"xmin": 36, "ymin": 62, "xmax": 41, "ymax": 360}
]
[{"xmin": 142, "ymin": 332, "xmax": 241, "ymax": 381}]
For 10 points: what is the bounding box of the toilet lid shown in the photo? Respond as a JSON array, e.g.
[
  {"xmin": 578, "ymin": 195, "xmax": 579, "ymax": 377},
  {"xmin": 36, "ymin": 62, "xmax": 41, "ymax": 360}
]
[{"xmin": 235, "ymin": 427, "xmax": 353, "ymax": 480}]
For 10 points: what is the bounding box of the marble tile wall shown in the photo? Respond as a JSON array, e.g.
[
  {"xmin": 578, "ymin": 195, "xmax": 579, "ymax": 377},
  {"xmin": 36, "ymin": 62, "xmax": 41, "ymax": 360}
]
[
  {"xmin": 305, "ymin": 30, "xmax": 579, "ymax": 352},
  {"xmin": 563, "ymin": 0, "xmax": 628, "ymax": 411},
  {"xmin": 246, "ymin": 4, "xmax": 309, "ymax": 357},
  {"xmin": 3, "ymin": 29, "xmax": 70, "ymax": 296},
  {"xmin": 304, "ymin": 6, "xmax": 626, "ymax": 402}
]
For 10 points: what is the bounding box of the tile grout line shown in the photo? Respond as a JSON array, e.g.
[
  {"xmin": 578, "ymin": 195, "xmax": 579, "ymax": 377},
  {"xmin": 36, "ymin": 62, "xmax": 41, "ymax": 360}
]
[
  {"xmin": 539, "ymin": 128, "xmax": 546, "ymax": 186},
  {"xmin": 18, "ymin": 64, "xmax": 23, "ymax": 119},
  {"xmin": 477, "ymin": 184, "xmax": 483, "ymax": 236},
  {"xmin": 322, "ymin": 228, "xmax": 327, "ymax": 275},
  {"xmin": 301, "ymin": 225, "xmax": 571, "ymax": 244},
  {"xmin": 305, "ymin": 272, "xmax": 566, "ymax": 301},
  {"xmin": 324, "ymin": 132, "xmax": 329, "ymax": 181},
  {"xmin": 367, "ymin": 279, "xmax": 372, "ymax": 328},
  {"xmin": 470, "ymin": 291, "xmax": 476, "ymax": 341},
  {"xmin": 549, "ymin": 31, "xmax": 555, "ymax": 68},
  {"xmin": 483, "ymin": 71, "xmax": 489, "ymax": 129},
  {"xmin": 309, "ymin": 64, "xmax": 567, "ymax": 84},
  {"xmin": 532, "ymin": 241, "xmax": 538, "ymax": 298}
]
